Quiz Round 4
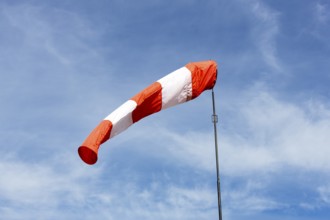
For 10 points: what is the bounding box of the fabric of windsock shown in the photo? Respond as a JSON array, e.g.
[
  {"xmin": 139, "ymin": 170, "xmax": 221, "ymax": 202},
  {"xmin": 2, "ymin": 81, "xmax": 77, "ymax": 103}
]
[{"xmin": 78, "ymin": 60, "xmax": 217, "ymax": 165}]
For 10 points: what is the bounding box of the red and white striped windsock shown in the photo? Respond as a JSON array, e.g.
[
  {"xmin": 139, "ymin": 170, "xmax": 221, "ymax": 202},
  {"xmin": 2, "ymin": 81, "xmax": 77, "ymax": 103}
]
[{"xmin": 78, "ymin": 60, "xmax": 217, "ymax": 165}]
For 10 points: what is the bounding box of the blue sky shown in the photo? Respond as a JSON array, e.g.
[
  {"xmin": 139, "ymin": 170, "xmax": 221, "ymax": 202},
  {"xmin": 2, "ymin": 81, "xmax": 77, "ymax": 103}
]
[{"xmin": 1, "ymin": 0, "xmax": 330, "ymax": 219}]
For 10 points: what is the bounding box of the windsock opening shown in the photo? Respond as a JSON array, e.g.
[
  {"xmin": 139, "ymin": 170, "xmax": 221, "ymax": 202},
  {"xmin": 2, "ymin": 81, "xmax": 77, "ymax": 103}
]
[
  {"xmin": 78, "ymin": 120, "xmax": 113, "ymax": 165},
  {"xmin": 78, "ymin": 146, "xmax": 98, "ymax": 165}
]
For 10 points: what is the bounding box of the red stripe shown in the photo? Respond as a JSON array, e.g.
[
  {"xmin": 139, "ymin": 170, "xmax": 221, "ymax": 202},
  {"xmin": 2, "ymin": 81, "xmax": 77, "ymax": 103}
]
[
  {"xmin": 185, "ymin": 61, "xmax": 217, "ymax": 99},
  {"xmin": 78, "ymin": 120, "xmax": 113, "ymax": 165},
  {"xmin": 131, "ymin": 82, "xmax": 162, "ymax": 123}
]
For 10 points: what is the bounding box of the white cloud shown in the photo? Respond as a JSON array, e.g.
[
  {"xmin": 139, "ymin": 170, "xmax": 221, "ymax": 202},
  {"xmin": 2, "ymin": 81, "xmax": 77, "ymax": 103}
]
[
  {"xmin": 218, "ymin": 85, "xmax": 330, "ymax": 175},
  {"xmin": 155, "ymin": 98, "xmax": 327, "ymax": 173},
  {"xmin": 125, "ymin": 84, "xmax": 330, "ymax": 178},
  {"xmin": 98, "ymin": 182, "xmax": 218, "ymax": 220},
  {"xmin": 0, "ymin": 152, "xmax": 104, "ymax": 219}
]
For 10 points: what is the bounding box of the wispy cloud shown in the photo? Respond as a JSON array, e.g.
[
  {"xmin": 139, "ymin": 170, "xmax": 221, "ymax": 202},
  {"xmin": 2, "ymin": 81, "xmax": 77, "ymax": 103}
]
[
  {"xmin": 247, "ymin": 0, "xmax": 282, "ymax": 72},
  {"xmin": 224, "ymin": 86, "xmax": 330, "ymax": 172},
  {"xmin": 0, "ymin": 152, "xmax": 103, "ymax": 219},
  {"xmin": 315, "ymin": 2, "xmax": 329, "ymax": 24},
  {"xmin": 318, "ymin": 186, "xmax": 330, "ymax": 205},
  {"xmin": 224, "ymin": 180, "xmax": 286, "ymax": 213},
  {"xmin": 311, "ymin": 2, "xmax": 330, "ymax": 48}
]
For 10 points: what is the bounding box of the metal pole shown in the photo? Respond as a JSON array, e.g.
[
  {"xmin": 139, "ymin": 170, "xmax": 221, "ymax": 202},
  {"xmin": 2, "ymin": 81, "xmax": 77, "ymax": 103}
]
[{"xmin": 212, "ymin": 88, "xmax": 223, "ymax": 220}]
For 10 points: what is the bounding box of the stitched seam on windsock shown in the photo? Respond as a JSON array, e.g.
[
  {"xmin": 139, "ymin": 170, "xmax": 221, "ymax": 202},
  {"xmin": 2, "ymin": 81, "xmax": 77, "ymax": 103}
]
[{"xmin": 157, "ymin": 67, "xmax": 192, "ymax": 110}]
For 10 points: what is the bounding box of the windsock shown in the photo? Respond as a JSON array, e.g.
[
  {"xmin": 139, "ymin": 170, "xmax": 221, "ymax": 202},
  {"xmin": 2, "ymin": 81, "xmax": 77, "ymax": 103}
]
[{"xmin": 78, "ymin": 60, "xmax": 217, "ymax": 165}]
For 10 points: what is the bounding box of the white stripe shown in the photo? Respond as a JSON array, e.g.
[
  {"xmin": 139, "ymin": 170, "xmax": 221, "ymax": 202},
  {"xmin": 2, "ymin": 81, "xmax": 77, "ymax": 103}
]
[
  {"xmin": 104, "ymin": 100, "xmax": 137, "ymax": 138},
  {"xmin": 157, "ymin": 67, "xmax": 192, "ymax": 110}
]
